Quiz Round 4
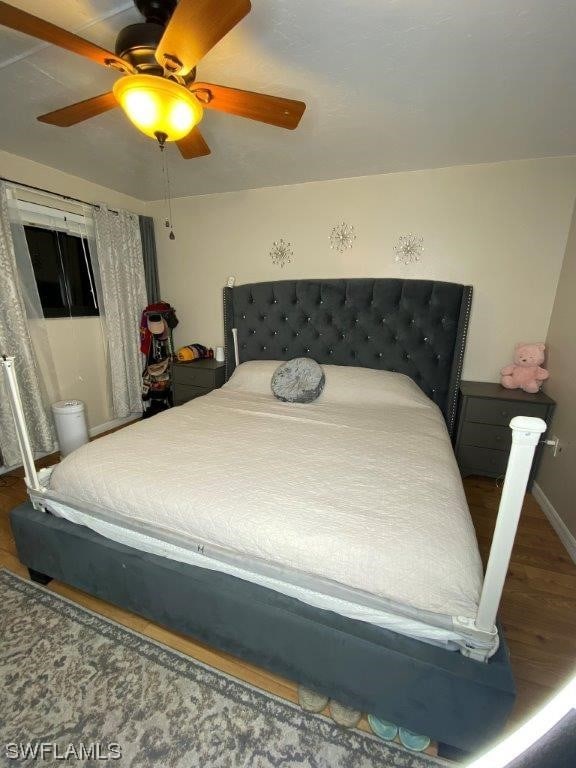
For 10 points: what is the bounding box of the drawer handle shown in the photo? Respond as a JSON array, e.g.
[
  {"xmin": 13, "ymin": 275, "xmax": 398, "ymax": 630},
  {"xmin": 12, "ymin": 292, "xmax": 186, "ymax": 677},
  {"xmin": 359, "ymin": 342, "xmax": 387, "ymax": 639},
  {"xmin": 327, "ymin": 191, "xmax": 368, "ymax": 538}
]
[{"xmin": 495, "ymin": 436, "xmax": 502, "ymax": 442}]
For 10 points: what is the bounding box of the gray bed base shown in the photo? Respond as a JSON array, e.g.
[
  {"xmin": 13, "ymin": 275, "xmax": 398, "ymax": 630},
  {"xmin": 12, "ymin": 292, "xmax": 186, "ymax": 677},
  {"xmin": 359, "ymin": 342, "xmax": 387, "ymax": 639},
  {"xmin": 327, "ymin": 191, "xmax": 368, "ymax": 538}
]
[{"xmin": 11, "ymin": 501, "xmax": 515, "ymax": 754}]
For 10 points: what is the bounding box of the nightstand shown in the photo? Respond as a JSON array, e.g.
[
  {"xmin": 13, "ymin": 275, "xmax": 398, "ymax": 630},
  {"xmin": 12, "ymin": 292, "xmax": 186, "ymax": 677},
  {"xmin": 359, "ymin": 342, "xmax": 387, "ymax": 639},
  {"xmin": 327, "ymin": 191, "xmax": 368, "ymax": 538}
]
[
  {"xmin": 172, "ymin": 359, "xmax": 225, "ymax": 406},
  {"xmin": 455, "ymin": 381, "xmax": 555, "ymax": 489}
]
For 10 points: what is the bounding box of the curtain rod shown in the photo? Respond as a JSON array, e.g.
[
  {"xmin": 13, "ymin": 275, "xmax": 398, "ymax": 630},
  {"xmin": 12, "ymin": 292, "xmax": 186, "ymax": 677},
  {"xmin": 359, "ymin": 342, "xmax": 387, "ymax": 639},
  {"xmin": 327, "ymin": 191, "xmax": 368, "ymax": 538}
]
[{"xmin": 0, "ymin": 176, "xmax": 121, "ymax": 214}]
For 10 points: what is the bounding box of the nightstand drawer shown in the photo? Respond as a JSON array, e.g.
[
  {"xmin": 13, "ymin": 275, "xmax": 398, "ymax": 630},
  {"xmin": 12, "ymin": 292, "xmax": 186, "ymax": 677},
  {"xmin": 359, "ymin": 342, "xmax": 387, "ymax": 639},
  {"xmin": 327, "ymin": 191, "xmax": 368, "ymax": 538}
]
[
  {"xmin": 466, "ymin": 398, "xmax": 548, "ymax": 426},
  {"xmin": 173, "ymin": 384, "xmax": 211, "ymax": 405},
  {"xmin": 460, "ymin": 422, "xmax": 511, "ymax": 451},
  {"xmin": 457, "ymin": 446, "xmax": 509, "ymax": 476},
  {"xmin": 173, "ymin": 364, "xmax": 217, "ymax": 388}
]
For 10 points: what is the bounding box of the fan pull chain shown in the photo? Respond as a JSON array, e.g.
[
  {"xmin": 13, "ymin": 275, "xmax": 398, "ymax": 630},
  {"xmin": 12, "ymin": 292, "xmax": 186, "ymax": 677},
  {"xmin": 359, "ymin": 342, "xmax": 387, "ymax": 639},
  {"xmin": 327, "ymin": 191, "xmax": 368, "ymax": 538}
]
[
  {"xmin": 165, "ymin": 146, "xmax": 176, "ymax": 241},
  {"xmin": 157, "ymin": 132, "xmax": 175, "ymax": 241}
]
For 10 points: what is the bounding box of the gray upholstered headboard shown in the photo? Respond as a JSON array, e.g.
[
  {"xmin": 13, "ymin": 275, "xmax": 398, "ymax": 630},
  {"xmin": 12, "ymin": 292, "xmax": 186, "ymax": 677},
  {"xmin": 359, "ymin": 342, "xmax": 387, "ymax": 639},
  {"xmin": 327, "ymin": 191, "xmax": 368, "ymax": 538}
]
[{"xmin": 223, "ymin": 278, "xmax": 472, "ymax": 436}]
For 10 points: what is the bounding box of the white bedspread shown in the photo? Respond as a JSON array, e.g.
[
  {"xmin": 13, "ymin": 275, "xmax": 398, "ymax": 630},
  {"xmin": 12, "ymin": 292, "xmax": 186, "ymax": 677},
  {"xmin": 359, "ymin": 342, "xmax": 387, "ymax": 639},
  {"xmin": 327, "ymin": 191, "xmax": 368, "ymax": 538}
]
[{"xmin": 49, "ymin": 362, "xmax": 483, "ymax": 623}]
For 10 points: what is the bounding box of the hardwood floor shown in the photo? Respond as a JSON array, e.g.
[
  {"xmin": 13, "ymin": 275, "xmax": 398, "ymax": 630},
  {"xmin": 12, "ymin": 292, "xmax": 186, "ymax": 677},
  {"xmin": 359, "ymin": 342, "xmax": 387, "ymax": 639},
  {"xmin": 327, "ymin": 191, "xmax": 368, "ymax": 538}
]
[
  {"xmin": 1, "ymin": 462, "xmax": 576, "ymax": 747},
  {"xmin": 465, "ymin": 476, "xmax": 576, "ymax": 725}
]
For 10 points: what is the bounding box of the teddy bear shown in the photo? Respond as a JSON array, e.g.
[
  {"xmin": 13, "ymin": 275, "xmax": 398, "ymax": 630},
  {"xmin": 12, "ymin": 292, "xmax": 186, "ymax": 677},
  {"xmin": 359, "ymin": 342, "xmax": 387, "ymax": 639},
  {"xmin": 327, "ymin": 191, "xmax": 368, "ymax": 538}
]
[{"xmin": 500, "ymin": 343, "xmax": 549, "ymax": 393}]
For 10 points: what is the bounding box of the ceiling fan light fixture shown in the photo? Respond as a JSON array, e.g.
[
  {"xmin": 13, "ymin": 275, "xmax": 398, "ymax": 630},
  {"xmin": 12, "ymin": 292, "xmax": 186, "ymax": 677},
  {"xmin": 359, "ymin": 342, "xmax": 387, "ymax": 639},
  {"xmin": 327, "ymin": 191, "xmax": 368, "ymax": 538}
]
[{"xmin": 113, "ymin": 74, "xmax": 203, "ymax": 142}]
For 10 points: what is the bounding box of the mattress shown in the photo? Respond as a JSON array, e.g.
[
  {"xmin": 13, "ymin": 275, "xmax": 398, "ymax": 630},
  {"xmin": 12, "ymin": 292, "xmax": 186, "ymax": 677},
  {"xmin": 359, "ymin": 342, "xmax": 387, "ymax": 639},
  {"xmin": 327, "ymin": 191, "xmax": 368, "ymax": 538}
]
[{"xmin": 45, "ymin": 362, "xmax": 491, "ymax": 654}]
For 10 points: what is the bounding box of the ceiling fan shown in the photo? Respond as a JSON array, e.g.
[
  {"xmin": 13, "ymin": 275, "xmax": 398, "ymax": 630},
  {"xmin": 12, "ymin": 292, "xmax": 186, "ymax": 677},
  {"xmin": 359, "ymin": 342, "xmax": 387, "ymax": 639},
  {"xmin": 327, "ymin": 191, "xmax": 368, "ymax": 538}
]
[{"xmin": 0, "ymin": 0, "xmax": 306, "ymax": 158}]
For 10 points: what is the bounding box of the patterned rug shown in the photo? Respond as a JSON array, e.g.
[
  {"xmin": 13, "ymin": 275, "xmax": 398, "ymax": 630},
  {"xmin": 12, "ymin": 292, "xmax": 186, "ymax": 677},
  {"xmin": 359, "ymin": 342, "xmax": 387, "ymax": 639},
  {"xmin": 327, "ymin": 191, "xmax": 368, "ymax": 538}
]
[{"xmin": 0, "ymin": 570, "xmax": 444, "ymax": 767}]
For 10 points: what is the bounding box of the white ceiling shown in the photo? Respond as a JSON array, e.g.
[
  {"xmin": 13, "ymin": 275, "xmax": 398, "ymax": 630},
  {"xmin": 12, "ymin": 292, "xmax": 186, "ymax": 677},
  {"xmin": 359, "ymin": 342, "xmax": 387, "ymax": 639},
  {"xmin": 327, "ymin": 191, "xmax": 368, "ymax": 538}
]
[{"xmin": 1, "ymin": 0, "xmax": 576, "ymax": 201}]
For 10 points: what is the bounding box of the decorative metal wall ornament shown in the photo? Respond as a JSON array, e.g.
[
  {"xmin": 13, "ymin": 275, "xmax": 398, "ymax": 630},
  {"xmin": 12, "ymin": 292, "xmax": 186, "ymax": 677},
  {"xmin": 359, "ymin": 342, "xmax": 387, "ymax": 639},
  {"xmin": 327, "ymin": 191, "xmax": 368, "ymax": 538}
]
[
  {"xmin": 394, "ymin": 234, "xmax": 424, "ymax": 265},
  {"xmin": 269, "ymin": 238, "xmax": 293, "ymax": 268},
  {"xmin": 330, "ymin": 222, "xmax": 356, "ymax": 253}
]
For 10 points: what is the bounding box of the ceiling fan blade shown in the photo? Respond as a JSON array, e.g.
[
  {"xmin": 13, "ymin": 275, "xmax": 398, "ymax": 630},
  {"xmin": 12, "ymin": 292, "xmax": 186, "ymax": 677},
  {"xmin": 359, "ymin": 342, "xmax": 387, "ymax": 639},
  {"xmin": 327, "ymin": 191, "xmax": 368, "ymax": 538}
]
[
  {"xmin": 155, "ymin": 0, "xmax": 251, "ymax": 76},
  {"xmin": 37, "ymin": 92, "xmax": 118, "ymax": 127},
  {"xmin": 0, "ymin": 1, "xmax": 131, "ymax": 72},
  {"xmin": 192, "ymin": 83, "xmax": 306, "ymax": 129},
  {"xmin": 176, "ymin": 127, "xmax": 211, "ymax": 159}
]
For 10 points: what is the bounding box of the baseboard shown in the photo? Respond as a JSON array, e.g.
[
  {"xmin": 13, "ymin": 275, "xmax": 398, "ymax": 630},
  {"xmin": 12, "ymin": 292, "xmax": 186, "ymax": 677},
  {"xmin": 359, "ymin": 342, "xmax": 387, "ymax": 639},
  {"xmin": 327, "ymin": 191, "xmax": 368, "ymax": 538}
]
[
  {"xmin": 88, "ymin": 415, "xmax": 137, "ymax": 439},
  {"xmin": 0, "ymin": 415, "xmax": 138, "ymax": 475},
  {"xmin": 532, "ymin": 483, "xmax": 576, "ymax": 564}
]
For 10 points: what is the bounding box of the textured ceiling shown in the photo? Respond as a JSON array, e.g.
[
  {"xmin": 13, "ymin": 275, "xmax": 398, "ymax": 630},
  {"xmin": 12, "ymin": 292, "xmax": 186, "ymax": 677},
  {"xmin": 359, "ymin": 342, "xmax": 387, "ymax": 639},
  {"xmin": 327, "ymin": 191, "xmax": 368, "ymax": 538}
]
[{"xmin": 1, "ymin": 0, "xmax": 576, "ymax": 200}]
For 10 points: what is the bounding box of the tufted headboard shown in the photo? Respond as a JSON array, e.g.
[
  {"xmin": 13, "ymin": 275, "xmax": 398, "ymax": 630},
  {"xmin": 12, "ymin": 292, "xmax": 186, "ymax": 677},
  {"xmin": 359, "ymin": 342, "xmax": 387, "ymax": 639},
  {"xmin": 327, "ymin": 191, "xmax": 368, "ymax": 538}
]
[{"xmin": 223, "ymin": 278, "xmax": 472, "ymax": 436}]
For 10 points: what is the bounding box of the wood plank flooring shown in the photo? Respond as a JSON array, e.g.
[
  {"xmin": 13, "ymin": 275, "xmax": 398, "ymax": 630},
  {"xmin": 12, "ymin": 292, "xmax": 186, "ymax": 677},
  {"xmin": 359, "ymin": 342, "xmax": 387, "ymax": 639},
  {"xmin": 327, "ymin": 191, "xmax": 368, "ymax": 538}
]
[
  {"xmin": 1, "ymin": 461, "xmax": 576, "ymax": 745},
  {"xmin": 465, "ymin": 476, "xmax": 576, "ymax": 725}
]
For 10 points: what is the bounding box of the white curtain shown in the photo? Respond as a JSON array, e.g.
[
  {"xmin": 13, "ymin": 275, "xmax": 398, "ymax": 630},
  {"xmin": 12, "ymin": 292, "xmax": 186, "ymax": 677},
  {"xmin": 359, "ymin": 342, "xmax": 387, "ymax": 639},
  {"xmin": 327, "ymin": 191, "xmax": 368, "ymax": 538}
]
[
  {"xmin": 0, "ymin": 182, "xmax": 57, "ymax": 466},
  {"xmin": 9, "ymin": 194, "xmax": 84, "ymax": 410},
  {"xmin": 90, "ymin": 205, "xmax": 147, "ymax": 418}
]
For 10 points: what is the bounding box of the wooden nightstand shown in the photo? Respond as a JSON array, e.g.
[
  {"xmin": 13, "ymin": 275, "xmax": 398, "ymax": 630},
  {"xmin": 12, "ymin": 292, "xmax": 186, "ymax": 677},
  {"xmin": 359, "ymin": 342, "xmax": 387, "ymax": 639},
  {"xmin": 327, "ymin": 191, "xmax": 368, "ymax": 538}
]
[
  {"xmin": 172, "ymin": 359, "xmax": 225, "ymax": 406},
  {"xmin": 455, "ymin": 381, "xmax": 555, "ymax": 489}
]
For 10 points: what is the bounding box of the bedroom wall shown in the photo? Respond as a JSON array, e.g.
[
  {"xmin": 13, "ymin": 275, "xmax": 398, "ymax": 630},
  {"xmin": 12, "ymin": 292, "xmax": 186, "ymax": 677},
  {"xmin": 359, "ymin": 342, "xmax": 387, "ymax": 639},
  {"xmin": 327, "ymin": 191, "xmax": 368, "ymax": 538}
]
[
  {"xmin": 1, "ymin": 149, "xmax": 146, "ymax": 432},
  {"xmin": 536, "ymin": 200, "xmax": 576, "ymax": 542},
  {"xmin": 149, "ymin": 157, "xmax": 576, "ymax": 382}
]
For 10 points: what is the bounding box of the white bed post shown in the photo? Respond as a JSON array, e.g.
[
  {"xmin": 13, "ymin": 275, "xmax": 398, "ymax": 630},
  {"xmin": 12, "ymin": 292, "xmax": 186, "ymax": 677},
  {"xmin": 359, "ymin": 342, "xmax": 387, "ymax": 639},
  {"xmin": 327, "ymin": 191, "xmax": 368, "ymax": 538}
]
[
  {"xmin": 0, "ymin": 355, "xmax": 41, "ymax": 492},
  {"xmin": 232, "ymin": 328, "xmax": 239, "ymax": 366},
  {"xmin": 475, "ymin": 416, "xmax": 547, "ymax": 635}
]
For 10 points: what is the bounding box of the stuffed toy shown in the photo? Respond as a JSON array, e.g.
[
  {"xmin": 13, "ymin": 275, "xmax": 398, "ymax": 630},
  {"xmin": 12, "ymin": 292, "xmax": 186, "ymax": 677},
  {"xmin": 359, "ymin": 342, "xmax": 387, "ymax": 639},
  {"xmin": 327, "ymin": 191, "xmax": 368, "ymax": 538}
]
[{"xmin": 500, "ymin": 343, "xmax": 549, "ymax": 393}]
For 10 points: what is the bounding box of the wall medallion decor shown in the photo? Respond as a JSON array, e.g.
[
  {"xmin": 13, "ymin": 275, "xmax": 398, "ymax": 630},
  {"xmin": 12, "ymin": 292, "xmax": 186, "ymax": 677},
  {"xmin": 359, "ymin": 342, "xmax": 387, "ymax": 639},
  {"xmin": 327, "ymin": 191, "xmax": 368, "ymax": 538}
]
[
  {"xmin": 329, "ymin": 222, "xmax": 356, "ymax": 253},
  {"xmin": 394, "ymin": 234, "xmax": 424, "ymax": 265},
  {"xmin": 269, "ymin": 239, "xmax": 293, "ymax": 268}
]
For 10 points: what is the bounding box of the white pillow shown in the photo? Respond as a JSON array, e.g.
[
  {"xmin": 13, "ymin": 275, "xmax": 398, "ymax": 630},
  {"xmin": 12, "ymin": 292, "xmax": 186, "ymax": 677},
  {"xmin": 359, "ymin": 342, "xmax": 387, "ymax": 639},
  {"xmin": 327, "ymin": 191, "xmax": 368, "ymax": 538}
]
[
  {"xmin": 318, "ymin": 365, "xmax": 432, "ymax": 409},
  {"xmin": 224, "ymin": 360, "xmax": 282, "ymax": 395},
  {"xmin": 225, "ymin": 360, "xmax": 431, "ymax": 410}
]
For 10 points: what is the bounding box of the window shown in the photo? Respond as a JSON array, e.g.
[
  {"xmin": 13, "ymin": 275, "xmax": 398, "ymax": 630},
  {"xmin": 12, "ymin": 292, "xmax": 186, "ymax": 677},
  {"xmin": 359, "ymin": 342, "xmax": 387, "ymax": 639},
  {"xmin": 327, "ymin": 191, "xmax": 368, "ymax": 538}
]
[{"xmin": 24, "ymin": 225, "xmax": 99, "ymax": 318}]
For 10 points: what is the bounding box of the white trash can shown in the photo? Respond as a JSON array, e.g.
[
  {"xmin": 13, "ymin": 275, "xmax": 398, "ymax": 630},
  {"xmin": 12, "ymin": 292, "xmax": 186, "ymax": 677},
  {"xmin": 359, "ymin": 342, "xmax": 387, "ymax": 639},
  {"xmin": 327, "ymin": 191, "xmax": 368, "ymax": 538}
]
[{"xmin": 52, "ymin": 400, "xmax": 89, "ymax": 457}]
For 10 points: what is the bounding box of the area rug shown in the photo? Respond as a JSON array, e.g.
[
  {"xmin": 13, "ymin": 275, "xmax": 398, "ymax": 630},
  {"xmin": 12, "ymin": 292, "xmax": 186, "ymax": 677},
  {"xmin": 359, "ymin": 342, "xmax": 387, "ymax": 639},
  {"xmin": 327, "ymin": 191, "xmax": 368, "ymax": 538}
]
[{"xmin": 0, "ymin": 570, "xmax": 444, "ymax": 767}]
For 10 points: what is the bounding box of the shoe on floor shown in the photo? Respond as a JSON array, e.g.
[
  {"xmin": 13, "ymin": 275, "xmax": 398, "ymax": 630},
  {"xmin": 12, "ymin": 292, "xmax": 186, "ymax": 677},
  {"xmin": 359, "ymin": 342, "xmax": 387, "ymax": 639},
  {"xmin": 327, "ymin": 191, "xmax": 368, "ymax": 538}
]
[
  {"xmin": 328, "ymin": 700, "xmax": 362, "ymax": 728},
  {"xmin": 398, "ymin": 727, "xmax": 431, "ymax": 752},
  {"xmin": 298, "ymin": 685, "xmax": 329, "ymax": 713},
  {"xmin": 367, "ymin": 714, "xmax": 398, "ymax": 741}
]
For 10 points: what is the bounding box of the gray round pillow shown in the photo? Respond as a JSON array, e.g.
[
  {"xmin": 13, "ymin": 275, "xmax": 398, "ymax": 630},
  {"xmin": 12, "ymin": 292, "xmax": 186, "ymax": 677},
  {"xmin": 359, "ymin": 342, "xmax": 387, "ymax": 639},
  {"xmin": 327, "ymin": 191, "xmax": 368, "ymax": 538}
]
[{"xmin": 271, "ymin": 358, "xmax": 325, "ymax": 403}]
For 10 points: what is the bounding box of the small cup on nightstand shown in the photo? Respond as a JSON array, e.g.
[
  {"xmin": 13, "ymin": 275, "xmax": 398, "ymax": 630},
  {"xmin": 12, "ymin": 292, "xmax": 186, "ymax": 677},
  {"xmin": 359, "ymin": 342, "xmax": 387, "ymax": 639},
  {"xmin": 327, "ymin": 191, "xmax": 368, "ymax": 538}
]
[{"xmin": 215, "ymin": 346, "xmax": 225, "ymax": 362}]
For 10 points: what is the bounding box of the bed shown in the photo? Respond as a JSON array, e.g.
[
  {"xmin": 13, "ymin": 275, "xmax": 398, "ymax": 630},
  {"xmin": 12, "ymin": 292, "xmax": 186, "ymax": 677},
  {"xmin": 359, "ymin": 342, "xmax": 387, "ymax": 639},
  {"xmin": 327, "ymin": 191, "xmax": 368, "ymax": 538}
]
[
  {"xmin": 43, "ymin": 361, "xmax": 490, "ymax": 656},
  {"xmin": 6, "ymin": 278, "xmax": 545, "ymax": 753}
]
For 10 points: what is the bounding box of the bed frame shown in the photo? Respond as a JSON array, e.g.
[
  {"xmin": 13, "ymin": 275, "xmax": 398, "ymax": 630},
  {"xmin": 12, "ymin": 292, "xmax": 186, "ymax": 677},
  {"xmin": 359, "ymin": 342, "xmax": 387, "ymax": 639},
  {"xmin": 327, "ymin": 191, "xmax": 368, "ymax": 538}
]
[{"xmin": 3, "ymin": 278, "xmax": 547, "ymax": 754}]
